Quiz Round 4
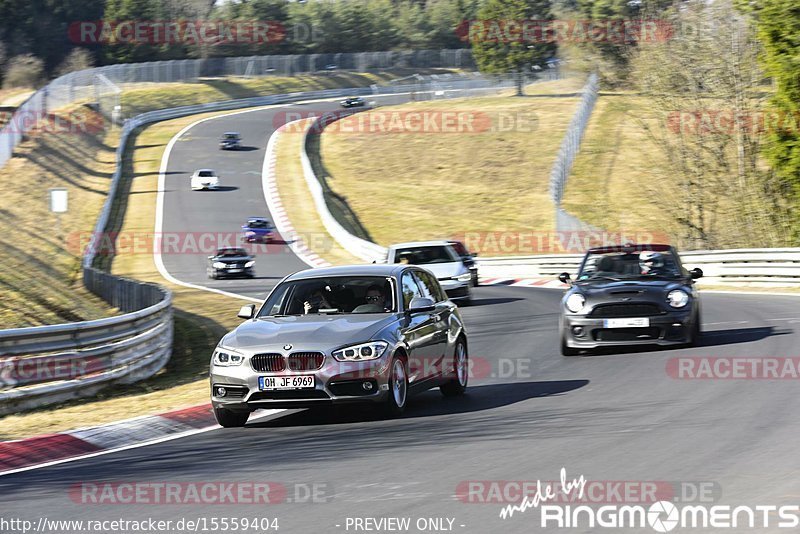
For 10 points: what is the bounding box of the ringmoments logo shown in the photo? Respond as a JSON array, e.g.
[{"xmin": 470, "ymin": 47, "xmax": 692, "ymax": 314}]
[{"xmin": 499, "ymin": 468, "xmax": 800, "ymax": 530}]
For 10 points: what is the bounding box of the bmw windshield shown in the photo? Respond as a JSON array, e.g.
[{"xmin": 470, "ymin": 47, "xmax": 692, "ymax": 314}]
[
  {"xmin": 578, "ymin": 250, "xmax": 683, "ymax": 281},
  {"xmin": 258, "ymin": 276, "xmax": 397, "ymax": 316}
]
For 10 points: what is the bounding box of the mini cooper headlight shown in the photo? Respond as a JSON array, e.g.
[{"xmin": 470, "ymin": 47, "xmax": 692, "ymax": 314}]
[
  {"xmin": 667, "ymin": 289, "xmax": 690, "ymax": 308},
  {"xmin": 213, "ymin": 348, "xmax": 245, "ymax": 366},
  {"xmin": 565, "ymin": 293, "xmax": 586, "ymax": 313},
  {"xmin": 212, "ymin": 261, "xmax": 226, "ymax": 269},
  {"xmin": 332, "ymin": 341, "xmax": 389, "ymax": 362}
]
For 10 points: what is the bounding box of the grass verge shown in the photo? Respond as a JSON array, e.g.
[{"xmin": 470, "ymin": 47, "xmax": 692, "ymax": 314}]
[{"xmin": 318, "ymin": 78, "xmax": 583, "ymax": 251}]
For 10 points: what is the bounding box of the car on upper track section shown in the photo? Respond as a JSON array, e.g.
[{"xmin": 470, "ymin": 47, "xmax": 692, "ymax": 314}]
[
  {"xmin": 386, "ymin": 241, "xmax": 472, "ymax": 304},
  {"xmin": 219, "ymin": 132, "xmax": 242, "ymax": 150},
  {"xmin": 241, "ymin": 217, "xmax": 275, "ymax": 243},
  {"xmin": 340, "ymin": 96, "xmax": 365, "ymax": 108},
  {"xmin": 190, "ymin": 169, "xmax": 220, "ymax": 191},
  {"xmin": 207, "ymin": 247, "xmax": 255, "ymax": 279},
  {"xmin": 558, "ymin": 244, "xmax": 703, "ymax": 356},
  {"xmin": 209, "ymin": 264, "xmax": 469, "ymax": 427}
]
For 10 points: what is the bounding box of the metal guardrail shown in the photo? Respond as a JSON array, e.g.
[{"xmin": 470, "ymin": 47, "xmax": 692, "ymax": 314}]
[
  {"xmin": 0, "ymin": 49, "xmax": 476, "ymax": 169},
  {"xmin": 475, "ymin": 249, "xmax": 800, "ymax": 286}
]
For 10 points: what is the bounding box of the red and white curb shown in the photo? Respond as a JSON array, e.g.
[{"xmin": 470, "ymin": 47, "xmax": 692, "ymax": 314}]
[
  {"xmin": 0, "ymin": 404, "xmax": 282, "ymax": 476},
  {"xmin": 262, "ymin": 121, "xmax": 331, "ymax": 270}
]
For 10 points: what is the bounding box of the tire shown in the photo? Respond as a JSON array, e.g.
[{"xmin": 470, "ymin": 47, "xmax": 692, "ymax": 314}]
[
  {"xmin": 561, "ymin": 334, "xmax": 580, "ymax": 356},
  {"xmin": 441, "ymin": 338, "xmax": 468, "ymax": 397},
  {"xmin": 687, "ymin": 313, "xmax": 702, "ymax": 347},
  {"xmin": 213, "ymin": 406, "xmax": 249, "ymax": 427},
  {"xmin": 385, "ymin": 355, "xmax": 408, "ymax": 416},
  {"xmin": 472, "ymin": 274, "xmax": 479, "ymax": 287}
]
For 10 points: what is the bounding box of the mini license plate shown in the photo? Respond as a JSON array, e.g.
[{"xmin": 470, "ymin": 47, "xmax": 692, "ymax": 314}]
[
  {"xmin": 259, "ymin": 376, "xmax": 315, "ymax": 390},
  {"xmin": 603, "ymin": 318, "xmax": 650, "ymax": 328}
]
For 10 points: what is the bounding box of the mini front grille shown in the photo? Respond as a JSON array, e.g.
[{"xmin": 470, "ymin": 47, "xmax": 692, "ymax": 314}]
[
  {"xmin": 594, "ymin": 327, "xmax": 661, "ymax": 342},
  {"xmin": 251, "ymin": 353, "xmax": 286, "ymax": 372},
  {"xmin": 589, "ymin": 303, "xmax": 663, "ymax": 318},
  {"xmin": 287, "ymin": 352, "xmax": 325, "ymax": 371}
]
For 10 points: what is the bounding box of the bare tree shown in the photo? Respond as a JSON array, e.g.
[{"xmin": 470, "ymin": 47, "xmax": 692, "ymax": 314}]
[{"xmin": 630, "ymin": 0, "xmax": 788, "ymax": 249}]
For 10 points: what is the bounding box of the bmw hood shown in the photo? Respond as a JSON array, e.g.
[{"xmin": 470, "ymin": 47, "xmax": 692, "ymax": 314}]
[
  {"xmin": 221, "ymin": 314, "xmax": 399, "ymax": 352},
  {"xmin": 421, "ymin": 262, "xmax": 467, "ymax": 280}
]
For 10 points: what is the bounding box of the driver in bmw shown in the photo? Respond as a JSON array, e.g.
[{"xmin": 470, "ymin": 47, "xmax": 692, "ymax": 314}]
[
  {"xmin": 303, "ymin": 286, "xmax": 334, "ymax": 314},
  {"xmin": 640, "ymin": 251, "xmax": 665, "ymax": 275}
]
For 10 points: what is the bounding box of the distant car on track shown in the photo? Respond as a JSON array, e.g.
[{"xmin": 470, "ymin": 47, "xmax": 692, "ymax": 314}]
[
  {"xmin": 386, "ymin": 241, "xmax": 472, "ymax": 304},
  {"xmin": 340, "ymin": 96, "xmax": 365, "ymax": 108},
  {"xmin": 207, "ymin": 247, "xmax": 255, "ymax": 279},
  {"xmin": 241, "ymin": 217, "xmax": 275, "ymax": 243},
  {"xmin": 209, "ymin": 264, "xmax": 469, "ymax": 427},
  {"xmin": 190, "ymin": 169, "xmax": 220, "ymax": 191},
  {"xmin": 448, "ymin": 240, "xmax": 479, "ymax": 287},
  {"xmin": 219, "ymin": 132, "xmax": 242, "ymax": 150},
  {"xmin": 558, "ymin": 244, "xmax": 703, "ymax": 356}
]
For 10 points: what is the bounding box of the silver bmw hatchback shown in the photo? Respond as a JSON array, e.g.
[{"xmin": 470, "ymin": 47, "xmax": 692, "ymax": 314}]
[{"xmin": 209, "ymin": 264, "xmax": 469, "ymax": 427}]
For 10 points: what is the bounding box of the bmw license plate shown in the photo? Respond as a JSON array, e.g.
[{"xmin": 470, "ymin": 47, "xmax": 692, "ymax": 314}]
[
  {"xmin": 259, "ymin": 376, "xmax": 315, "ymax": 390},
  {"xmin": 604, "ymin": 318, "xmax": 650, "ymax": 328}
]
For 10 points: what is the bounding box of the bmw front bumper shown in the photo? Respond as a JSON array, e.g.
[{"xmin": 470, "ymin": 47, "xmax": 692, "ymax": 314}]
[{"xmin": 210, "ymin": 354, "xmax": 393, "ymax": 411}]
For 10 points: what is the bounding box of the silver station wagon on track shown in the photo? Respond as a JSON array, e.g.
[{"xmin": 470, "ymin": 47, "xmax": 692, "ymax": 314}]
[{"xmin": 209, "ymin": 264, "xmax": 469, "ymax": 427}]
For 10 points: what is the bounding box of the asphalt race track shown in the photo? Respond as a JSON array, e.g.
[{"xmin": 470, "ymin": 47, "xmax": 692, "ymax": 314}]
[{"xmin": 3, "ymin": 99, "xmax": 800, "ymax": 533}]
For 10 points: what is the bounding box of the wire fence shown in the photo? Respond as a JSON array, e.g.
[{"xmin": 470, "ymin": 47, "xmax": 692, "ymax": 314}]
[
  {"xmin": 548, "ymin": 72, "xmax": 600, "ymax": 232},
  {"xmin": 0, "ymin": 49, "xmax": 476, "ymax": 169}
]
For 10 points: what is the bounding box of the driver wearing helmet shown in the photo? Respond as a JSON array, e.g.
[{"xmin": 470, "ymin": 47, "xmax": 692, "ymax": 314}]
[{"xmin": 640, "ymin": 251, "xmax": 664, "ymax": 275}]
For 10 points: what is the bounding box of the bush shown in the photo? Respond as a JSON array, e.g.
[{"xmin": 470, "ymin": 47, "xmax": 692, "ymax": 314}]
[
  {"xmin": 55, "ymin": 48, "xmax": 95, "ymax": 77},
  {"xmin": 2, "ymin": 54, "xmax": 45, "ymax": 89}
]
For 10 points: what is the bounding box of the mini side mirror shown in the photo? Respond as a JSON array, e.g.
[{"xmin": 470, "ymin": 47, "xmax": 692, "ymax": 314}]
[
  {"xmin": 558, "ymin": 272, "xmax": 572, "ymax": 284},
  {"xmin": 690, "ymin": 268, "xmax": 704, "ymax": 280},
  {"xmin": 407, "ymin": 297, "xmax": 435, "ymax": 314},
  {"xmin": 238, "ymin": 304, "xmax": 256, "ymax": 319}
]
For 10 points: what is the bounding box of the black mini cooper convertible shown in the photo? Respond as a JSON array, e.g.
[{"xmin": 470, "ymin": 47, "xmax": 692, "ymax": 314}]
[{"xmin": 558, "ymin": 244, "xmax": 703, "ymax": 356}]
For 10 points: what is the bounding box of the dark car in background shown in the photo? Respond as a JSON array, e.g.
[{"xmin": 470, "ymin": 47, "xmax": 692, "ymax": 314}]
[
  {"xmin": 207, "ymin": 247, "xmax": 255, "ymax": 279},
  {"xmin": 558, "ymin": 244, "xmax": 703, "ymax": 356},
  {"xmin": 448, "ymin": 240, "xmax": 479, "ymax": 287},
  {"xmin": 241, "ymin": 217, "xmax": 275, "ymax": 243},
  {"xmin": 219, "ymin": 132, "xmax": 242, "ymax": 150},
  {"xmin": 340, "ymin": 97, "xmax": 365, "ymax": 108}
]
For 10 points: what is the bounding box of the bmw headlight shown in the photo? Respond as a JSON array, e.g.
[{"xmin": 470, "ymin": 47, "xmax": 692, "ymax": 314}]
[
  {"xmin": 212, "ymin": 261, "xmax": 226, "ymax": 269},
  {"xmin": 213, "ymin": 348, "xmax": 245, "ymax": 367},
  {"xmin": 455, "ymin": 272, "xmax": 472, "ymax": 282},
  {"xmin": 332, "ymin": 341, "xmax": 389, "ymax": 362},
  {"xmin": 565, "ymin": 293, "xmax": 586, "ymax": 313},
  {"xmin": 245, "ymin": 231, "xmax": 256, "ymax": 236},
  {"xmin": 244, "ymin": 260, "xmax": 255, "ymax": 268},
  {"xmin": 667, "ymin": 289, "xmax": 690, "ymax": 308}
]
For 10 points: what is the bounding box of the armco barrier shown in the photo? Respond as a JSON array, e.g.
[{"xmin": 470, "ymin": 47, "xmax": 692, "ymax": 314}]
[
  {"xmin": 475, "ymin": 249, "xmax": 800, "ymax": 286},
  {"xmin": 0, "ymin": 76, "xmax": 512, "ymax": 415}
]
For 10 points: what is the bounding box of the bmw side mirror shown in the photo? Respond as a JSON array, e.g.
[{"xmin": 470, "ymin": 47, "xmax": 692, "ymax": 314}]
[
  {"xmin": 690, "ymin": 268, "xmax": 704, "ymax": 280},
  {"xmin": 237, "ymin": 304, "xmax": 256, "ymax": 319},
  {"xmin": 558, "ymin": 272, "xmax": 572, "ymax": 285},
  {"xmin": 407, "ymin": 297, "xmax": 435, "ymax": 314}
]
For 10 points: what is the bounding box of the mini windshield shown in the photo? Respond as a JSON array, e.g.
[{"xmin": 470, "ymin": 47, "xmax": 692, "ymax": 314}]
[
  {"xmin": 247, "ymin": 219, "xmax": 270, "ymax": 229},
  {"xmin": 394, "ymin": 246, "xmax": 456, "ymax": 265},
  {"xmin": 578, "ymin": 250, "xmax": 682, "ymax": 280},
  {"xmin": 258, "ymin": 276, "xmax": 396, "ymax": 316},
  {"xmin": 224, "ymin": 133, "xmax": 239, "ymax": 139}
]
